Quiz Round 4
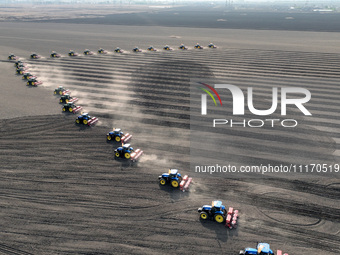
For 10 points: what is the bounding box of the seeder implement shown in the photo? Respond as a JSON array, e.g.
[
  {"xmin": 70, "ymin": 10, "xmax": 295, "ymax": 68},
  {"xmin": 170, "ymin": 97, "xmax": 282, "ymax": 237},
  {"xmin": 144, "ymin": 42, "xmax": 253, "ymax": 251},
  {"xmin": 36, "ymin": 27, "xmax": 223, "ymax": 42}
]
[
  {"xmin": 72, "ymin": 106, "xmax": 82, "ymax": 114},
  {"xmin": 130, "ymin": 148, "xmax": 143, "ymax": 162},
  {"xmin": 225, "ymin": 207, "xmax": 239, "ymax": 229},
  {"xmin": 277, "ymin": 250, "xmax": 289, "ymax": 255},
  {"xmin": 121, "ymin": 133, "xmax": 132, "ymax": 143},
  {"xmin": 87, "ymin": 117, "xmax": 98, "ymax": 126},
  {"xmin": 179, "ymin": 175, "xmax": 192, "ymax": 192},
  {"xmin": 68, "ymin": 97, "xmax": 78, "ymax": 103}
]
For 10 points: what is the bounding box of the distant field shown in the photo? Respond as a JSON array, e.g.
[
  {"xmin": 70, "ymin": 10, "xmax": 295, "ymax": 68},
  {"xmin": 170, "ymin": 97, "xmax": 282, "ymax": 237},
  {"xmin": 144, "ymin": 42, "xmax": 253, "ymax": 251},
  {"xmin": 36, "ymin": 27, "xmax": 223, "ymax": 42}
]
[{"xmin": 1, "ymin": 5, "xmax": 340, "ymax": 32}]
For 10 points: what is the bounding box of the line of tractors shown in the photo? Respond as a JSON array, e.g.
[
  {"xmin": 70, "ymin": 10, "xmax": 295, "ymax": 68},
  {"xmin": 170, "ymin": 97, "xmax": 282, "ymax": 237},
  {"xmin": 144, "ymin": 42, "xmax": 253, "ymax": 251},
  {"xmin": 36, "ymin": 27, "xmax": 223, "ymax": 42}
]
[{"xmin": 8, "ymin": 52, "xmax": 289, "ymax": 255}]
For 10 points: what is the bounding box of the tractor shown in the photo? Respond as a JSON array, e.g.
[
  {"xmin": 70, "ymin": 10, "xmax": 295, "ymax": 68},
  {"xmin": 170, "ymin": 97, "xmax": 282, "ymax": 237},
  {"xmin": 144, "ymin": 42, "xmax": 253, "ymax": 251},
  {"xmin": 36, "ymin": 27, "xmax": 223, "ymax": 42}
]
[
  {"xmin": 114, "ymin": 143, "xmax": 143, "ymax": 162},
  {"xmin": 84, "ymin": 49, "xmax": 94, "ymax": 55},
  {"xmin": 14, "ymin": 60, "xmax": 26, "ymax": 68},
  {"xmin": 208, "ymin": 43, "xmax": 217, "ymax": 48},
  {"xmin": 114, "ymin": 47, "xmax": 124, "ymax": 53},
  {"xmin": 159, "ymin": 169, "xmax": 192, "ymax": 191},
  {"xmin": 62, "ymin": 102, "xmax": 82, "ymax": 114},
  {"xmin": 59, "ymin": 94, "xmax": 78, "ymax": 104},
  {"xmin": 30, "ymin": 53, "xmax": 41, "ymax": 59},
  {"xmin": 51, "ymin": 51, "xmax": 61, "ymax": 58},
  {"xmin": 179, "ymin": 44, "xmax": 188, "ymax": 50},
  {"xmin": 27, "ymin": 77, "xmax": 42, "ymax": 86},
  {"xmin": 132, "ymin": 47, "xmax": 142, "ymax": 52},
  {"xmin": 240, "ymin": 243, "xmax": 275, "ymax": 255},
  {"xmin": 163, "ymin": 45, "xmax": 173, "ymax": 51},
  {"xmin": 22, "ymin": 73, "xmax": 36, "ymax": 80},
  {"xmin": 198, "ymin": 200, "xmax": 239, "ymax": 229},
  {"xmin": 147, "ymin": 46, "xmax": 157, "ymax": 51},
  {"xmin": 75, "ymin": 113, "xmax": 98, "ymax": 126},
  {"xmin": 194, "ymin": 43, "xmax": 203, "ymax": 49},
  {"xmin": 98, "ymin": 48, "xmax": 108, "ymax": 54},
  {"xmin": 54, "ymin": 86, "xmax": 70, "ymax": 95},
  {"xmin": 68, "ymin": 50, "xmax": 79, "ymax": 56},
  {"xmin": 8, "ymin": 54, "xmax": 18, "ymax": 60},
  {"xmin": 106, "ymin": 128, "xmax": 132, "ymax": 143},
  {"xmin": 16, "ymin": 67, "xmax": 28, "ymax": 75}
]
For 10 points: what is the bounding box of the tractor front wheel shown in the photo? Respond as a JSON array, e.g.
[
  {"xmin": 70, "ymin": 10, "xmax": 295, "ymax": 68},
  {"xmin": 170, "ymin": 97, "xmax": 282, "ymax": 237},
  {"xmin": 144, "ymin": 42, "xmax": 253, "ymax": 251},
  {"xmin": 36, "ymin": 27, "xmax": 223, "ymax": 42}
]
[
  {"xmin": 107, "ymin": 135, "xmax": 112, "ymax": 141},
  {"xmin": 171, "ymin": 180, "xmax": 179, "ymax": 188},
  {"xmin": 54, "ymin": 91, "xmax": 57, "ymax": 94},
  {"xmin": 214, "ymin": 214, "xmax": 225, "ymax": 223},
  {"xmin": 62, "ymin": 108, "xmax": 66, "ymax": 112},
  {"xmin": 200, "ymin": 212, "xmax": 209, "ymax": 220},
  {"xmin": 115, "ymin": 152, "xmax": 120, "ymax": 158},
  {"xmin": 60, "ymin": 99, "xmax": 63, "ymax": 103},
  {"xmin": 76, "ymin": 119, "xmax": 80, "ymax": 124},
  {"xmin": 159, "ymin": 178, "xmax": 166, "ymax": 186}
]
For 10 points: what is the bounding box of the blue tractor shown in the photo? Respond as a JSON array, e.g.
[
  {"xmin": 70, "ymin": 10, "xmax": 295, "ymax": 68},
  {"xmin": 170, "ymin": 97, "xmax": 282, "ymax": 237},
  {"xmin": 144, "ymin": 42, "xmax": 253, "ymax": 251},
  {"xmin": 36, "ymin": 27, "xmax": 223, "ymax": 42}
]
[
  {"xmin": 198, "ymin": 201, "xmax": 227, "ymax": 223},
  {"xmin": 239, "ymin": 243, "xmax": 274, "ymax": 255},
  {"xmin": 115, "ymin": 143, "xmax": 134, "ymax": 159},
  {"xmin": 159, "ymin": 169, "xmax": 183, "ymax": 188},
  {"xmin": 107, "ymin": 128, "xmax": 132, "ymax": 143},
  {"xmin": 75, "ymin": 113, "xmax": 98, "ymax": 126}
]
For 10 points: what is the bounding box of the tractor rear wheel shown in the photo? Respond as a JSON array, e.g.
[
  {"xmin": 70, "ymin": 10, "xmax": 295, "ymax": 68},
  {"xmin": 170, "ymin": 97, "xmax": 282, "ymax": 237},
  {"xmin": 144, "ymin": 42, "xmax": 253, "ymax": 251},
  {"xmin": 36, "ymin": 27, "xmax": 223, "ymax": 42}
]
[
  {"xmin": 171, "ymin": 180, "xmax": 179, "ymax": 188},
  {"xmin": 124, "ymin": 152, "xmax": 131, "ymax": 159},
  {"xmin": 200, "ymin": 212, "xmax": 208, "ymax": 220},
  {"xmin": 83, "ymin": 119, "xmax": 88, "ymax": 125},
  {"xmin": 59, "ymin": 91, "xmax": 63, "ymax": 95},
  {"xmin": 65, "ymin": 99, "xmax": 69, "ymax": 103},
  {"xmin": 159, "ymin": 178, "xmax": 166, "ymax": 186},
  {"xmin": 115, "ymin": 136, "xmax": 121, "ymax": 142},
  {"xmin": 69, "ymin": 108, "xmax": 73, "ymax": 112},
  {"xmin": 214, "ymin": 214, "xmax": 225, "ymax": 223}
]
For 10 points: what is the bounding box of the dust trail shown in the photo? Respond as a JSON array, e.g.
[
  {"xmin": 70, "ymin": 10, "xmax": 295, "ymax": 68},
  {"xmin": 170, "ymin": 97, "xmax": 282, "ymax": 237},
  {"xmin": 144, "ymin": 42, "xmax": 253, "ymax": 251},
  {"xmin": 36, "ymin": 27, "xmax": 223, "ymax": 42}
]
[
  {"xmin": 28, "ymin": 65, "xmax": 67, "ymax": 89},
  {"xmin": 139, "ymin": 154, "xmax": 169, "ymax": 165}
]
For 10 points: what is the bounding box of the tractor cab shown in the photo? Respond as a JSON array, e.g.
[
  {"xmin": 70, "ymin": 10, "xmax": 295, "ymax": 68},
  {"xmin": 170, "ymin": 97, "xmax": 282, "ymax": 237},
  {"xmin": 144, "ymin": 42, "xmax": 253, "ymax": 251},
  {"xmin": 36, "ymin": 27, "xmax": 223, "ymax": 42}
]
[
  {"xmin": 113, "ymin": 128, "xmax": 122, "ymax": 134},
  {"xmin": 122, "ymin": 143, "xmax": 133, "ymax": 152},
  {"xmin": 65, "ymin": 102, "xmax": 75, "ymax": 108},
  {"xmin": 169, "ymin": 169, "xmax": 180, "ymax": 178},
  {"xmin": 28, "ymin": 77, "xmax": 38, "ymax": 83},
  {"xmin": 81, "ymin": 113, "xmax": 90, "ymax": 119}
]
